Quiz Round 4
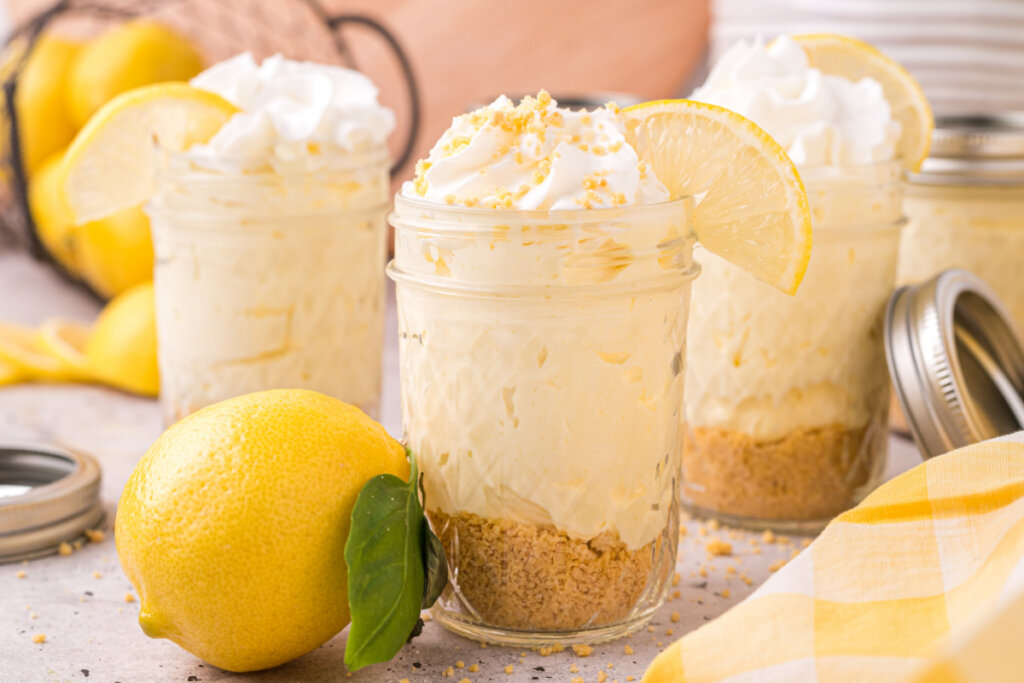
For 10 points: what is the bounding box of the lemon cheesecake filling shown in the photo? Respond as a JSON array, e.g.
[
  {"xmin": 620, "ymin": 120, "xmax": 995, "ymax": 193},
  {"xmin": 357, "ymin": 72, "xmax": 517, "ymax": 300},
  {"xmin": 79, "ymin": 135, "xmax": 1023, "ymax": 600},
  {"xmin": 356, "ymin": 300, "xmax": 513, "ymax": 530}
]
[
  {"xmin": 683, "ymin": 35, "xmax": 918, "ymax": 526},
  {"xmin": 147, "ymin": 54, "xmax": 393, "ymax": 422}
]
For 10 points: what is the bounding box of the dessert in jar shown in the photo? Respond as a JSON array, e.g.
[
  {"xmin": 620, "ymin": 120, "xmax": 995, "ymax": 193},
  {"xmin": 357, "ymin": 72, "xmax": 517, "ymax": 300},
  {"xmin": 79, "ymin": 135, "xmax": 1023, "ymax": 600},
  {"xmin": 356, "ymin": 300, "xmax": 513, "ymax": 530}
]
[
  {"xmin": 391, "ymin": 93, "xmax": 692, "ymax": 644},
  {"xmin": 389, "ymin": 92, "xmax": 812, "ymax": 644},
  {"xmin": 899, "ymin": 114, "xmax": 1024, "ymax": 332},
  {"xmin": 682, "ymin": 35, "xmax": 931, "ymax": 531},
  {"xmin": 145, "ymin": 54, "xmax": 394, "ymax": 423}
]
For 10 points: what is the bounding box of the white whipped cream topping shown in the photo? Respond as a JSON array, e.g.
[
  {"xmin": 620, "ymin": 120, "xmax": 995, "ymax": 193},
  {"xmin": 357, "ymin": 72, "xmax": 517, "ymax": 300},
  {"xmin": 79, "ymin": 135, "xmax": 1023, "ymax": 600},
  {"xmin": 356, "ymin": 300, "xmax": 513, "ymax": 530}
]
[
  {"xmin": 692, "ymin": 36, "xmax": 900, "ymax": 166},
  {"xmin": 403, "ymin": 92, "xmax": 668, "ymax": 209},
  {"xmin": 189, "ymin": 53, "xmax": 394, "ymax": 170}
]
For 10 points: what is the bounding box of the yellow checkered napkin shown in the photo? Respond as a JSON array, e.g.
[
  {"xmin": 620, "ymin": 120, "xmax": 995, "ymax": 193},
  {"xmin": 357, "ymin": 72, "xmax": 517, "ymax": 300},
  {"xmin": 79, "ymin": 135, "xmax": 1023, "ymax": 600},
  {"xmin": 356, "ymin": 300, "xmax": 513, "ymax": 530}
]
[{"xmin": 645, "ymin": 435, "xmax": 1024, "ymax": 683}]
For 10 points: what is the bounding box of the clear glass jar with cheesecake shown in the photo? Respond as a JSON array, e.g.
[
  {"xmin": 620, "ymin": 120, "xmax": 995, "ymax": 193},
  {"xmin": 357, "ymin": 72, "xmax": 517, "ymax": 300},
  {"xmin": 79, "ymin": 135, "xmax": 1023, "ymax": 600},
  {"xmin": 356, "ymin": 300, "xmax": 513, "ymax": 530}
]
[
  {"xmin": 680, "ymin": 34, "xmax": 932, "ymax": 531},
  {"xmin": 144, "ymin": 54, "xmax": 394, "ymax": 424}
]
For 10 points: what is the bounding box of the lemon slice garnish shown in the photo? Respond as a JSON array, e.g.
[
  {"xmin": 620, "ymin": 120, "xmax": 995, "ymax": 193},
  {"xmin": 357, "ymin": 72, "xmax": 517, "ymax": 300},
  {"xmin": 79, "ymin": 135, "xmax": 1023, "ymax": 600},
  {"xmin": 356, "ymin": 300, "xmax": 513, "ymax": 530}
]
[
  {"xmin": 624, "ymin": 99, "xmax": 812, "ymax": 295},
  {"xmin": 791, "ymin": 33, "xmax": 934, "ymax": 172},
  {"xmin": 60, "ymin": 82, "xmax": 238, "ymax": 223}
]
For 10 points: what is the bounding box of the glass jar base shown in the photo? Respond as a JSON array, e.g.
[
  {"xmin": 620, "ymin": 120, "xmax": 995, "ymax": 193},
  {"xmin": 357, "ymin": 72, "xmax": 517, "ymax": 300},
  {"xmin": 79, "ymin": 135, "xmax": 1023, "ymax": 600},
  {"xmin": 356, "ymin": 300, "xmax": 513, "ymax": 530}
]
[
  {"xmin": 682, "ymin": 500, "xmax": 836, "ymax": 536},
  {"xmin": 430, "ymin": 603, "xmax": 658, "ymax": 648}
]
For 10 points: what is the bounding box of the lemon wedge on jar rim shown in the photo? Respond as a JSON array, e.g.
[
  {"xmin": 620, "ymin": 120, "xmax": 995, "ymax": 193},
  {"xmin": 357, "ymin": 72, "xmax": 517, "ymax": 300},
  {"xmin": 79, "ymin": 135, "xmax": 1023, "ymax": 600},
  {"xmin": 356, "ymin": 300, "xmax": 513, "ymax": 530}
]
[
  {"xmin": 59, "ymin": 82, "xmax": 238, "ymax": 224},
  {"xmin": 790, "ymin": 33, "xmax": 934, "ymax": 172},
  {"xmin": 624, "ymin": 99, "xmax": 813, "ymax": 295}
]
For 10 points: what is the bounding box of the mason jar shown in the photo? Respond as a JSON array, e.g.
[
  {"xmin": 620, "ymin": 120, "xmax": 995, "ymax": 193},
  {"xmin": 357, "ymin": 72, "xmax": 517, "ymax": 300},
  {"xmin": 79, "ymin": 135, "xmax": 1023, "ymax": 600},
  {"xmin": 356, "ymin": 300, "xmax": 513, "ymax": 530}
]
[
  {"xmin": 389, "ymin": 195, "xmax": 698, "ymax": 646},
  {"xmin": 682, "ymin": 161, "xmax": 904, "ymax": 532},
  {"xmin": 899, "ymin": 114, "xmax": 1024, "ymax": 330},
  {"xmin": 146, "ymin": 148, "xmax": 390, "ymax": 424}
]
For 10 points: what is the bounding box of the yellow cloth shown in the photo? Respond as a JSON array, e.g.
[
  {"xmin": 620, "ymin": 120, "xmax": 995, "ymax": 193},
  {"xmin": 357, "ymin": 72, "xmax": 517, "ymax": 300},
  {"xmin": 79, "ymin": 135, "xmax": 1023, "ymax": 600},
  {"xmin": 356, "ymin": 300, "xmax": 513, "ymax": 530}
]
[{"xmin": 645, "ymin": 437, "xmax": 1024, "ymax": 683}]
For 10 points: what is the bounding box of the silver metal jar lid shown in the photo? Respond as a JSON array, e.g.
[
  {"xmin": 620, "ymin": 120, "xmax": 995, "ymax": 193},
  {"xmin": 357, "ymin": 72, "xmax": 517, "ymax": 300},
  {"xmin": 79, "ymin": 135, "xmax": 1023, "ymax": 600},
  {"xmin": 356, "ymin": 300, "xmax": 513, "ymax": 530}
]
[
  {"xmin": 909, "ymin": 112, "xmax": 1024, "ymax": 186},
  {"xmin": 0, "ymin": 443, "xmax": 104, "ymax": 563},
  {"xmin": 886, "ymin": 269, "xmax": 1024, "ymax": 458}
]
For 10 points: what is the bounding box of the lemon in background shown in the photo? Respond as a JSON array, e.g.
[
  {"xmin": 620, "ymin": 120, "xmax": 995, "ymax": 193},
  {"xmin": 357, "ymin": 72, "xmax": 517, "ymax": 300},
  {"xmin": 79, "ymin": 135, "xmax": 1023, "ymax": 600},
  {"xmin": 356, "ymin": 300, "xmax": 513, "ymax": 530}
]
[
  {"xmin": 4, "ymin": 34, "xmax": 82, "ymax": 178},
  {"xmin": 65, "ymin": 20, "xmax": 204, "ymax": 129},
  {"xmin": 28, "ymin": 148, "xmax": 78, "ymax": 271},
  {"xmin": 85, "ymin": 281, "xmax": 158, "ymax": 396},
  {"xmin": 116, "ymin": 390, "xmax": 409, "ymax": 672},
  {"xmin": 60, "ymin": 82, "xmax": 237, "ymax": 223},
  {"xmin": 75, "ymin": 206, "xmax": 153, "ymax": 298},
  {"xmin": 0, "ymin": 289, "xmax": 157, "ymax": 395},
  {"xmin": 29, "ymin": 147, "xmax": 153, "ymax": 297},
  {"xmin": 38, "ymin": 318, "xmax": 90, "ymax": 377},
  {"xmin": 0, "ymin": 322, "xmax": 70, "ymax": 380}
]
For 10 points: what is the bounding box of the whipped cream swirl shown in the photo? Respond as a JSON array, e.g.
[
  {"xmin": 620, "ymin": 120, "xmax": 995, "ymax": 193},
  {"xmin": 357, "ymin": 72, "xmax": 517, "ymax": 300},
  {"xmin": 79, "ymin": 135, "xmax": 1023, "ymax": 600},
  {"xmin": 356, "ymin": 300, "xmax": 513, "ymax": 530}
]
[
  {"xmin": 403, "ymin": 92, "xmax": 668, "ymax": 209},
  {"xmin": 188, "ymin": 53, "xmax": 395, "ymax": 170},
  {"xmin": 692, "ymin": 36, "xmax": 900, "ymax": 166}
]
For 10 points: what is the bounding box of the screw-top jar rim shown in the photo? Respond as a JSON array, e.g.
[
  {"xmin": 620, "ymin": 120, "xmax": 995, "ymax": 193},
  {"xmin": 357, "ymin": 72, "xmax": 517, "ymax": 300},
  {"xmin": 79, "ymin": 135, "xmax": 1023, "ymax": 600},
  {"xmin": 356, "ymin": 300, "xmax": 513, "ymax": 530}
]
[{"xmin": 909, "ymin": 112, "xmax": 1024, "ymax": 187}]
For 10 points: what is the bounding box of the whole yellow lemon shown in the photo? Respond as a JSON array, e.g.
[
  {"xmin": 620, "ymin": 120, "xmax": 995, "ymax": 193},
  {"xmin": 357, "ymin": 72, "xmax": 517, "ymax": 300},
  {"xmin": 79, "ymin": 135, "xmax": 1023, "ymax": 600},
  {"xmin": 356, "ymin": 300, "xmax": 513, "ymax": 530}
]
[
  {"xmin": 65, "ymin": 20, "xmax": 203, "ymax": 128},
  {"xmin": 116, "ymin": 390, "xmax": 409, "ymax": 672},
  {"xmin": 75, "ymin": 204, "xmax": 153, "ymax": 298},
  {"xmin": 85, "ymin": 280, "xmax": 158, "ymax": 396},
  {"xmin": 27, "ymin": 148, "xmax": 77, "ymax": 271},
  {"xmin": 4, "ymin": 34, "xmax": 81, "ymax": 178}
]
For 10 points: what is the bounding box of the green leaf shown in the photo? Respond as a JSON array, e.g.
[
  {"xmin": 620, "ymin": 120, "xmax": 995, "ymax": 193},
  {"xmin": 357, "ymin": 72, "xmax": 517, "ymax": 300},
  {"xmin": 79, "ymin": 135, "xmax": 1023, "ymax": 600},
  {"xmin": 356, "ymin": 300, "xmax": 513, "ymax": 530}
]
[
  {"xmin": 344, "ymin": 448, "xmax": 446, "ymax": 671},
  {"xmin": 422, "ymin": 522, "xmax": 447, "ymax": 608}
]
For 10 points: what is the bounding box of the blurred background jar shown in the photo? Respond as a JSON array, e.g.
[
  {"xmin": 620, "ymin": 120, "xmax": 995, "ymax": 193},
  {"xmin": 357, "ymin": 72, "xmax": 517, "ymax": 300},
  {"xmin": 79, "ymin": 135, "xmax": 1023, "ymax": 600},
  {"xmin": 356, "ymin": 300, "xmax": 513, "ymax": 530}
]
[
  {"xmin": 898, "ymin": 114, "xmax": 1024, "ymax": 332},
  {"xmin": 148, "ymin": 147, "xmax": 391, "ymax": 424},
  {"xmin": 683, "ymin": 162, "xmax": 905, "ymax": 532}
]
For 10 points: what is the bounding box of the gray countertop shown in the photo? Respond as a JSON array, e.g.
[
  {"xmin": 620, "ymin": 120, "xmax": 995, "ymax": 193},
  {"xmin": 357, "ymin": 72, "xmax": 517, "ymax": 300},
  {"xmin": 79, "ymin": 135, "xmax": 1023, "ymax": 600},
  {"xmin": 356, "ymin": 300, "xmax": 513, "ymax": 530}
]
[{"xmin": 0, "ymin": 251, "xmax": 924, "ymax": 683}]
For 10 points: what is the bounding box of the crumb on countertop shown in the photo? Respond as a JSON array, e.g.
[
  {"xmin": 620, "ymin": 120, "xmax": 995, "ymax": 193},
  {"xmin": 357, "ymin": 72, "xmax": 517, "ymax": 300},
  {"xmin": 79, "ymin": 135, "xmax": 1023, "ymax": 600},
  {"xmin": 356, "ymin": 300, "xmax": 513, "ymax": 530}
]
[{"xmin": 706, "ymin": 539, "xmax": 733, "ymax": 557}]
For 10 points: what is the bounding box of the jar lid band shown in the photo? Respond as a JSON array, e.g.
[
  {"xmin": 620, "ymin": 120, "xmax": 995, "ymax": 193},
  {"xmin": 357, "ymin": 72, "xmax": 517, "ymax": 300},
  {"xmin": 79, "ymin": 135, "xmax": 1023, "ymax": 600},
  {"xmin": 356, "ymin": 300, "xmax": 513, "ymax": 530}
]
[
  {"xmin": 886, "ymin": 269, "xmax": 1024, "ymax": 458},
  {"xmin": 910, "ymin": 112, "xmax": 1024, "ymax": 186}
]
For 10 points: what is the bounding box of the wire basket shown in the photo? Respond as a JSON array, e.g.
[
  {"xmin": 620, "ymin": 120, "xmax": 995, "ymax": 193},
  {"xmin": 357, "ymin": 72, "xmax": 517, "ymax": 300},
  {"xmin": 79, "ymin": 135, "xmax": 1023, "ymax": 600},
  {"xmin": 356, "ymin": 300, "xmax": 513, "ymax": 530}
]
[{"xmin": 0, "ymin": 0, "xmax": 420, "ymax": 292}]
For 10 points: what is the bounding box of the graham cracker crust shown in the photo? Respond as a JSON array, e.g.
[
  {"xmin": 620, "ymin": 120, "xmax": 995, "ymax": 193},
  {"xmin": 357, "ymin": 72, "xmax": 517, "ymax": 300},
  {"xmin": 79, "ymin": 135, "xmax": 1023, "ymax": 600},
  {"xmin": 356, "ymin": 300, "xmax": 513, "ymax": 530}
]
[
  {"xmin": 429, "ymin": 510, "xmax": 669, "ymax": 631},
  {"xmin": 682, "ymin": 422, "xmax": 885, "ymax": 521}
]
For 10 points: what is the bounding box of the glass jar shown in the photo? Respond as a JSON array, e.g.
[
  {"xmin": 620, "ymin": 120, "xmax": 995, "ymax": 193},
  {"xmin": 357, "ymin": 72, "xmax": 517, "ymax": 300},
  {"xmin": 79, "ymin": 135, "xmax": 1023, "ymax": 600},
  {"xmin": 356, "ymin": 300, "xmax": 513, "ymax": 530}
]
[
  {"xmin": 389, "ymin": 195, "xmax": 698, "ymax": 646},
  {"xmin": 682, "ymin": 161, "xmax": 904, "ymax": 532},
  {"xmin": 899, "ymin": 114, "xmax": 1024, "ymax": 331},
  {"xmin": 146, "ymin": 148, "xmax": 390, "ymax": 424}
]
